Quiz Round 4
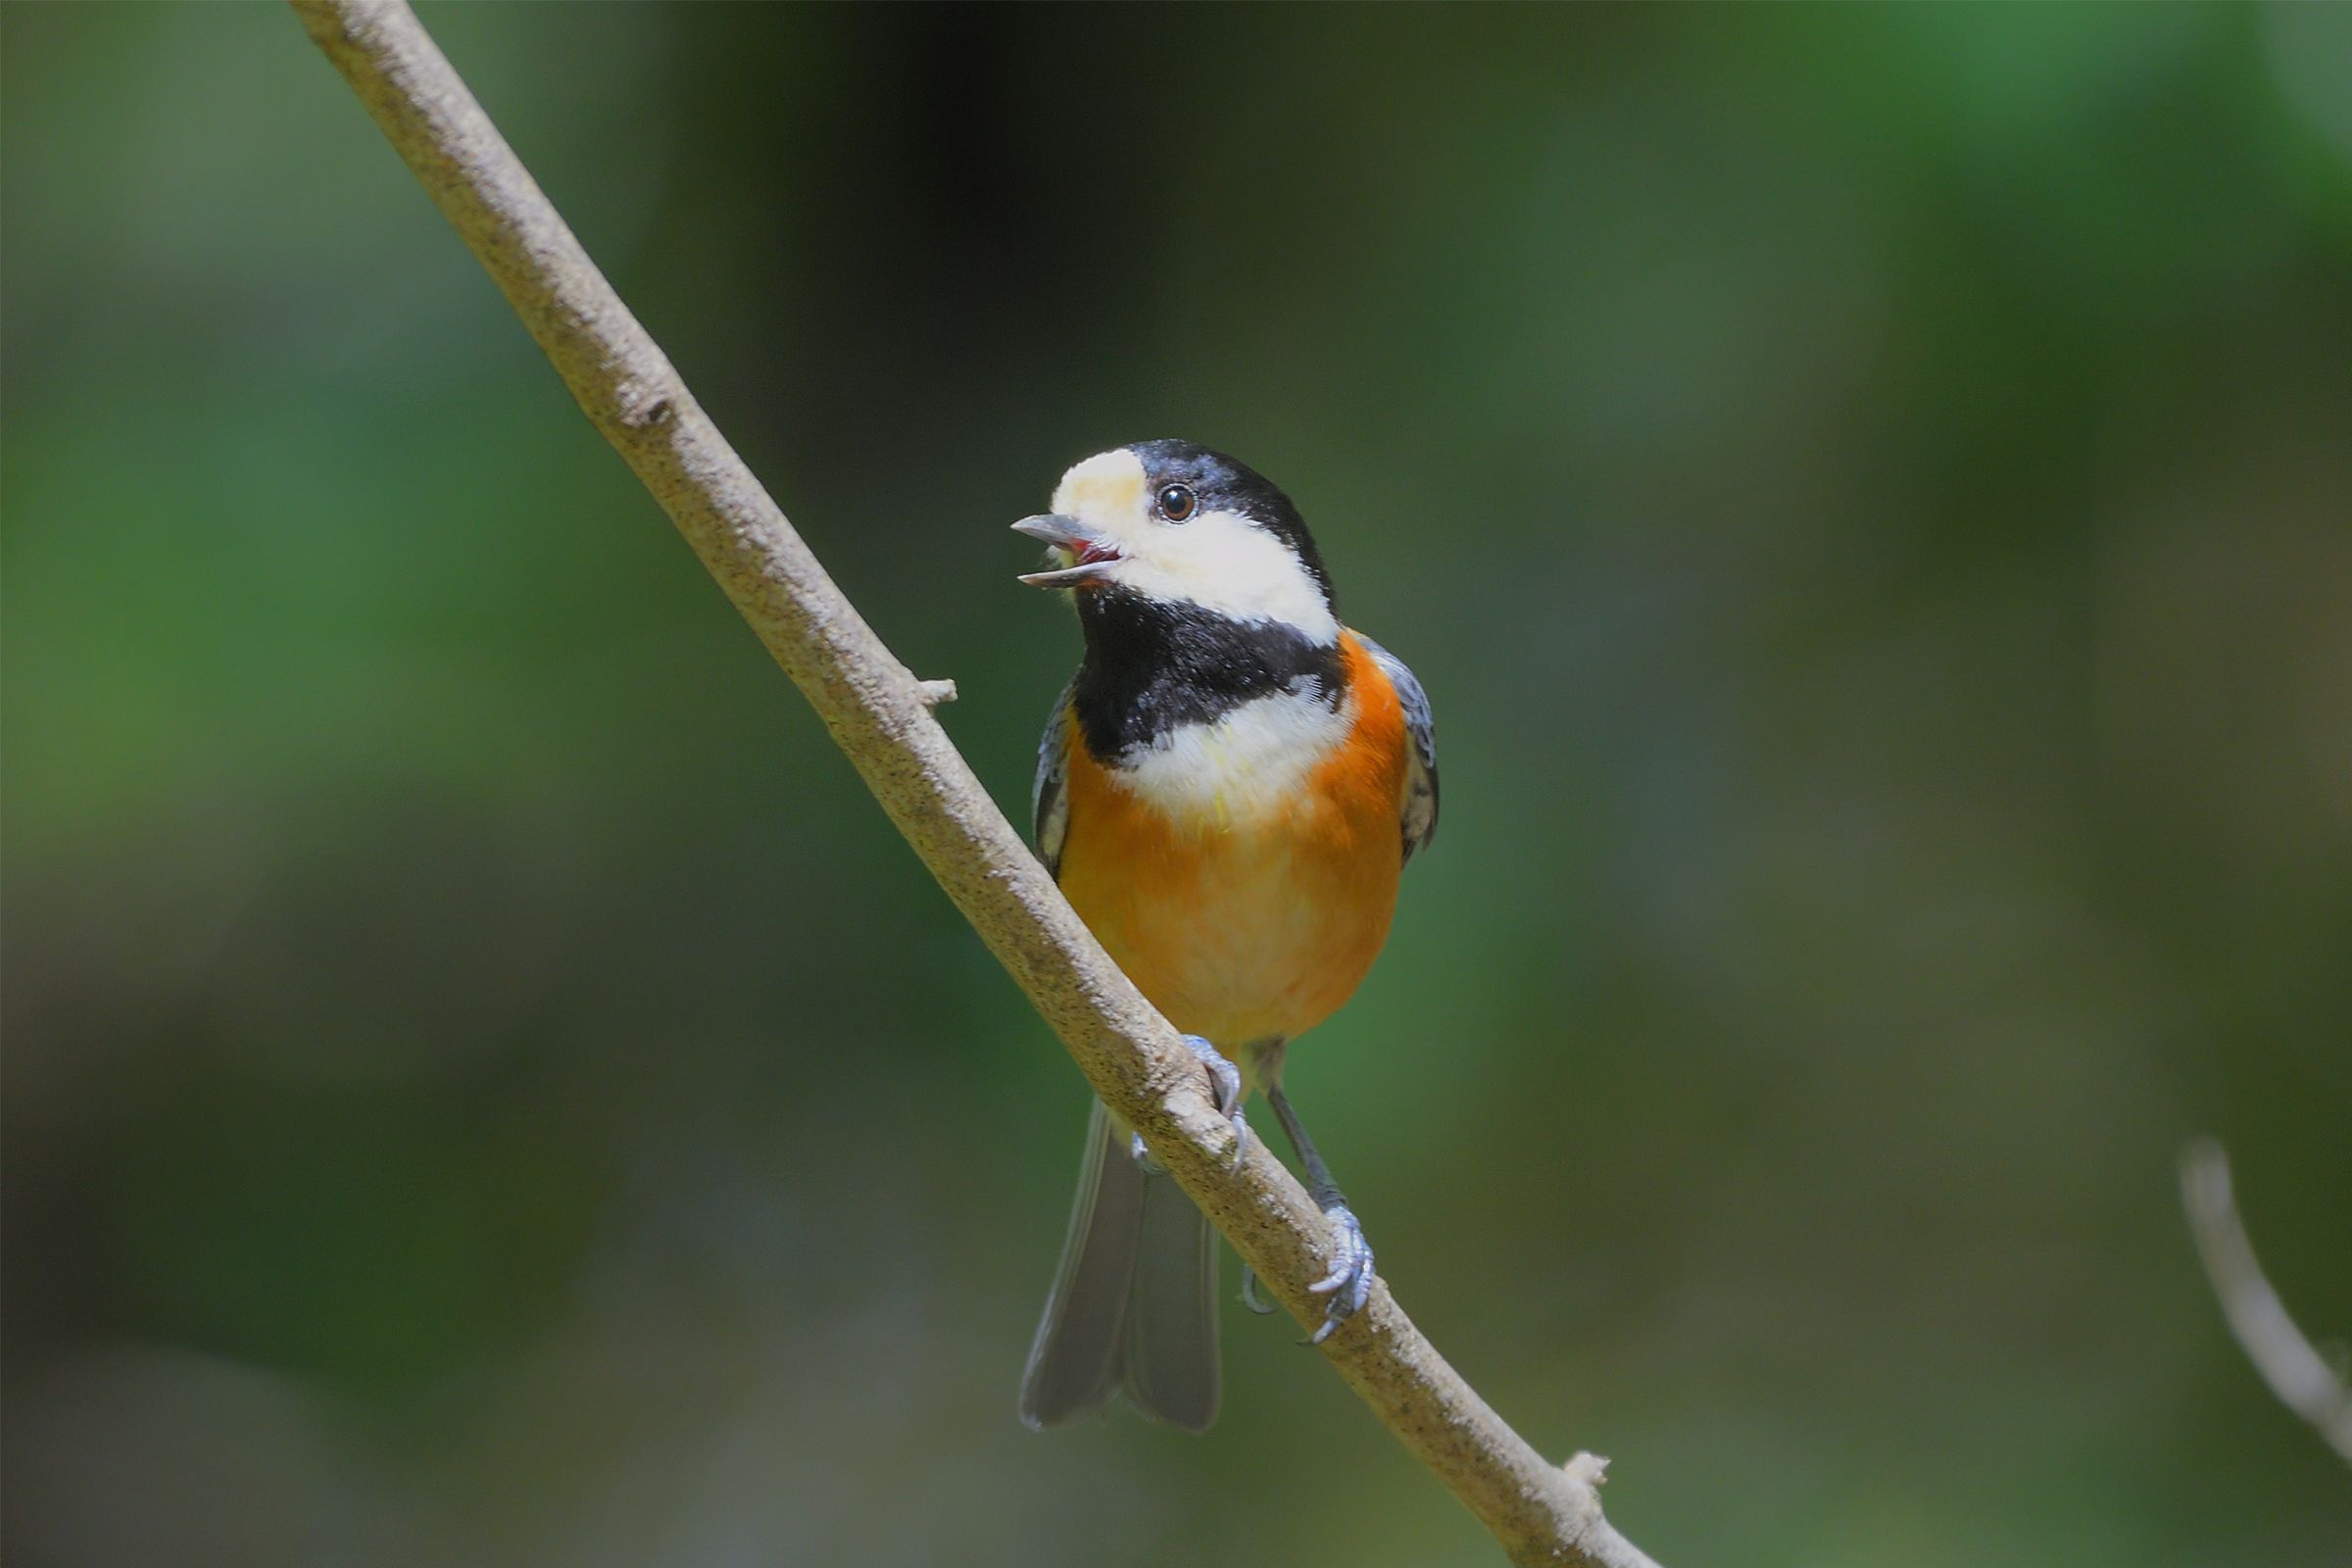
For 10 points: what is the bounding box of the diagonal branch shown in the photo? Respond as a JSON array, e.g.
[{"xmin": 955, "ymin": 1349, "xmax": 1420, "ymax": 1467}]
[
  {"xmin": 288, "ymin": 4, "xmax": 1661, "ymax": 1561},
  {"xmin": 2180, "ymin": 1139, "xmax": 2352, "ymax": 1467}
]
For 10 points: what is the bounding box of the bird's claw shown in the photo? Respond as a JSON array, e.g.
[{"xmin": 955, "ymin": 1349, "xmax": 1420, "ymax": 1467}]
[
  {"xmin": 1176, "ymin": 1034, "xmax": 1250, "ymax": 1167},
  {"xmin": 1240, "ymin": 1210, "xmax": 1371, "ymax": 1335},
  {"xmin": 1303, "ymin": 1204, "xmax": 1374, "ymax": 1346},
  {"xmin": 1130, "ymin": 1036, "xmax": 1250, "ymax": 1172}
]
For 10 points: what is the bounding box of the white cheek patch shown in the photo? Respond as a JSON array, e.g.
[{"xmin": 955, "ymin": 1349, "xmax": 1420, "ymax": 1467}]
[
  {"xmin": 1114, "ymin": 683, "xmax": 1354, "ymax": 830},
  {"xmin": 1111, "ymin": 510, "xmax": 1338, "ymax": 642}
]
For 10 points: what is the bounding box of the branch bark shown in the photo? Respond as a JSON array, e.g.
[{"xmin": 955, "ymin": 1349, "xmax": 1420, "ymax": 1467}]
[
  {"xmin": 288, "ymin": 4, "xmax": 1661, "ymax": 1561},
  {"xmin": 2180, "ymin": 1139, "xmax": 2352, "ymax": 1467}
]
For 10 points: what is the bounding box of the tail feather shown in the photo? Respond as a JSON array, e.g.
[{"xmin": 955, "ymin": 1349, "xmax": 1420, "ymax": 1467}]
[
  {"xmin": 1019, "ymin": 1101, "xmax": 1220, "ymax": 1432},
  {"xmin": 1120, "ymin": 1162, "xmax": 1221, "ymax": 1431}
]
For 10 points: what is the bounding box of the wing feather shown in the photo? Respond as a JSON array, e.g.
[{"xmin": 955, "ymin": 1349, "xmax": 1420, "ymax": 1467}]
[
  {"xmin": 1033, "ymin": 678, "xmax": 1075, "ymax": 878},
  {"xmin": 1353, "ymin": 633, "xmax": 1438, "ymax": 861}
]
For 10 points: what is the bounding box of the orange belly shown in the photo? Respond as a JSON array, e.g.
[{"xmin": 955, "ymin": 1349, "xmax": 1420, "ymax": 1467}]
[{"xmin": 1054, "ymin": 633, "xmax": 1408, "ymax": 1052}]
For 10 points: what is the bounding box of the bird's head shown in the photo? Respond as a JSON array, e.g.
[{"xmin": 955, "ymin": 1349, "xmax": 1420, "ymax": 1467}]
[{"xmin": 1013, "ymin": 440, "xmax": 1336, "ymax": 643}]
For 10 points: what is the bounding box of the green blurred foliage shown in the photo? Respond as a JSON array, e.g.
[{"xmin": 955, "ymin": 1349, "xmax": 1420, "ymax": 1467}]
[{"xmin": 5, "ymin": 4, "xmax": 2349, "ymax": 1565}]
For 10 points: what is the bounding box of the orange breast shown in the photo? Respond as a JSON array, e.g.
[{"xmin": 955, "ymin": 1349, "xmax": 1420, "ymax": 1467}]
[{"xmin": 1054, "ymin": 632, "xmax": 1409, "ymax": 1053}]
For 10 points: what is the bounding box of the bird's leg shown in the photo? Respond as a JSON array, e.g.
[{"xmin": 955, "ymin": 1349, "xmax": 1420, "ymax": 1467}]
[
  {"xmin": 1131, "ymin": 1034, "xmax": 1250, "ymax": 1171},
  {"xmin": 1265, "ymin": 1083, "xmax": 1374, "ymax": 1344}
]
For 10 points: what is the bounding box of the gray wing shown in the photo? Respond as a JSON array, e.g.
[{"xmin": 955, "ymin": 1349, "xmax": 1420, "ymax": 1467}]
[
  {"xmin": 1032, "ymin": 677, "xmax": 1075, "ymax": 878},
  {"xmin": 1355, "ymin": 633, "xmax": 1438, "ymax": 861}
]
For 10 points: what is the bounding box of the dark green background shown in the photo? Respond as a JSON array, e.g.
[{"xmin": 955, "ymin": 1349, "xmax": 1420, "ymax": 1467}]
[{"xmin": 6, "ymin": 4, "xmax": 2349, "ymax": 1564}]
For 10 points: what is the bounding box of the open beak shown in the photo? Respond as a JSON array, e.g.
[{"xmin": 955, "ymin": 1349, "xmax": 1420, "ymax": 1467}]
[{"xmin": 1012, "ymin": 514, "xmax": 1122, "ymax": 589}]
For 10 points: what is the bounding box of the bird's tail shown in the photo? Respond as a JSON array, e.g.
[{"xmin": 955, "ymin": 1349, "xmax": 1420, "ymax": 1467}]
[{"xmin": 1018, "ymin": 1099, "xmax": 1220, "ymax": 1432}]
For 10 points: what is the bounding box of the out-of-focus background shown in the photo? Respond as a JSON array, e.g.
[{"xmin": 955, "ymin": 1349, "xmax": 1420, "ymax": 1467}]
[{"xmin": 6, "ymin": 4, "xmax": 2349, "ymax": 1564}]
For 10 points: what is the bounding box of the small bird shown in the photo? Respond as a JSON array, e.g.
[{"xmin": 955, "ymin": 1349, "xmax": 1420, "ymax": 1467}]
[{"xmin": 1012, "ymin": 439, "xmax": 1438, "ymax": 1432}]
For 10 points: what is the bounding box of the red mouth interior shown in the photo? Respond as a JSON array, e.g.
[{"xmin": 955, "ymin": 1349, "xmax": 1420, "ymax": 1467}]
[{"xmin": 1075, "ymin": 540, "xmax": 1120, "ymax": 566}]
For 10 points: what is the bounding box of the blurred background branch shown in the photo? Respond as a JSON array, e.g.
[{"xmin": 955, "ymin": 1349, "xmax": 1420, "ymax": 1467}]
[
  {"xmin": 285, "ymin": 1, "xmax": 1658, "ymax": 1562},
  {"xmin": 2180, "ymin": 1139, "xmax": 2352, "ymax": 1468}
]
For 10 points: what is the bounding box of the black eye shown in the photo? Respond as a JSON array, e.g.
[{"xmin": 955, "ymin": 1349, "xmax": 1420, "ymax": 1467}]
[{"xmin": 1155, "ymin": 483, "xmax": 1198, "ymax": 522}]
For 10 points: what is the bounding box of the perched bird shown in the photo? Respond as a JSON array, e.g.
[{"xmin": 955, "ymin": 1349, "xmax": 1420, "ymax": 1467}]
[{"xmin": 1012, "ymin": 439, "xmax": 1438, "ymax": 1432}]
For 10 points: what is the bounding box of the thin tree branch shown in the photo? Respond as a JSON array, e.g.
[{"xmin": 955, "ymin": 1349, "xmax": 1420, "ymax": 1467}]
[
  {"xmin": 2180, "ymin": 1139, "xmax": 2352, "ymax": 1467},
  {"xmin": 288, "ymin": 4, "xmax": 1661, "ymax": 1560}
]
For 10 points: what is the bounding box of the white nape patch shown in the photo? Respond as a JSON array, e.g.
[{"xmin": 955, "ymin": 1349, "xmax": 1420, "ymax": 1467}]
[
  {"xmin": 1051, "ymin": 449, "xmax": 1339, "ymax": 644},
  {"xmin": 1113, "ymin": 682, "xmax": 1354, "ymax": 829}
]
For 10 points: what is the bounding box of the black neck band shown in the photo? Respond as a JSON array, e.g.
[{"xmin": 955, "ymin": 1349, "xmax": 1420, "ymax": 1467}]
[{"xmin": 1072, "ymin": 590, "xmax": 1347, "ymax": 761}]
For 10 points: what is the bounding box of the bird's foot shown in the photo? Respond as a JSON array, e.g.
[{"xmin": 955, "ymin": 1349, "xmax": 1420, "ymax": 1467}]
[
  {"xmin": 1304, "ymin": 1204, "xmax": 1374, "ymax": 1346},
  {"xmin": 1130, "ymin": 1036, "xmax": 1250, "ymax": 1172},
  {"xmin": 1177, "ymin": 1034, "xmax": 1250, "ymax": 1167},
  {"xmin": 1240, "ymin": 1211, "xmax": 1372, "ymax": 1335}
]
